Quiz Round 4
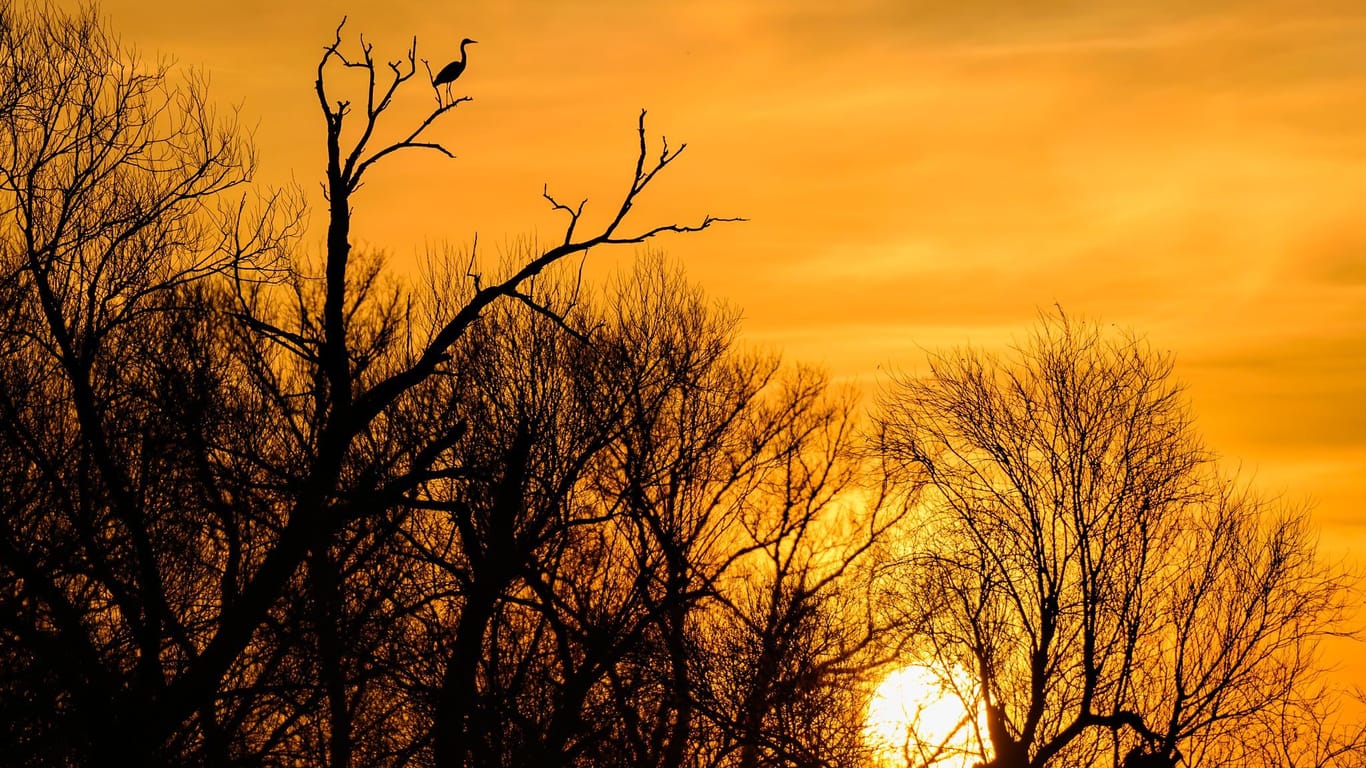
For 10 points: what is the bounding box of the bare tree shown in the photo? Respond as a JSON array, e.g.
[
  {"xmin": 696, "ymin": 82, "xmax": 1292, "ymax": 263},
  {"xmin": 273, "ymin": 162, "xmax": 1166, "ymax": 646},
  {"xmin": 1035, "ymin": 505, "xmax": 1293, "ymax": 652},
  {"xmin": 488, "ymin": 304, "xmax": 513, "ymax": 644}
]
[
  {"xmin": 875, "ymin": 311, "xmax": 1357, "ymax": 768},
  {"xmin": 694, "ymin": 375, "xmax": 906, "ymax": 768},
  {"xmin": 384, "ymin": 259, "xmax": 808, "ymax": 768},
  {"xmin": 0, "ymin": 3, "xmax": 292, "ymax": 765},
  {"xmin": 188, "ymin": 15, "xmax": 738, "ymax": 768},
  {"xmin": 0, "ymin": 4, "xmax": 740, "ymax": 766},
  {"xmin": 350, "ymin": 255, "xmax": 913, "ymax": 768}
]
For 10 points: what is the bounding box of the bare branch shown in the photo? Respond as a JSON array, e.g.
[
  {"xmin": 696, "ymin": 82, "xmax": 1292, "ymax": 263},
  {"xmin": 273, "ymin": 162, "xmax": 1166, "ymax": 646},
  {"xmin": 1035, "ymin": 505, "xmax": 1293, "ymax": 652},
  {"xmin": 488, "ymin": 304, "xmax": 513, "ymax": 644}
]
[
  {"xmin": 604, "ymin": 214, "xmax": 748, "ymax": 245},
  {"xmin": 543, "ymin": 184, "xmax": 587, "ymax": 245},
  {"xmin": 506, "ymin": 288, "xmax": 589, "ymax": 344}
]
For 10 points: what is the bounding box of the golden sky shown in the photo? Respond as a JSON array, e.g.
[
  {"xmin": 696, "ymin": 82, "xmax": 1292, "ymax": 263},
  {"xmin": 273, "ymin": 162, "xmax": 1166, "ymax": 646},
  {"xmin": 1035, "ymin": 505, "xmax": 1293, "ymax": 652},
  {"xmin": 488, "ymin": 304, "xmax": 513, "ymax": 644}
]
[{"xmin": 95, "ymin": 0, "xmax": 1365, "ymax": 671}]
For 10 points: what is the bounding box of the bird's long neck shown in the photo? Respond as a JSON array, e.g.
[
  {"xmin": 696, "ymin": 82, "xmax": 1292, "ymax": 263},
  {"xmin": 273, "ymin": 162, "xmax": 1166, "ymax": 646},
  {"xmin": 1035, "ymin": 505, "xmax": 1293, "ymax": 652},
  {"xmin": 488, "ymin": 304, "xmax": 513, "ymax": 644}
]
[{"xmin": 459, "ymin": 40, "xmax": 471, "ymax": 62}]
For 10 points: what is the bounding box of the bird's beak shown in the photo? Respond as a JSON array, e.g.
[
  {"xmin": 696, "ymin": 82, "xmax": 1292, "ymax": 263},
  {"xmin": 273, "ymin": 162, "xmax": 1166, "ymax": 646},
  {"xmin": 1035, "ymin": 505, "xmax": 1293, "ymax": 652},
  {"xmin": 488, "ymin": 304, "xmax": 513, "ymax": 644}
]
[{"xmin": 469, "ymin": 39, "xmax": 479, "ymax": 44}]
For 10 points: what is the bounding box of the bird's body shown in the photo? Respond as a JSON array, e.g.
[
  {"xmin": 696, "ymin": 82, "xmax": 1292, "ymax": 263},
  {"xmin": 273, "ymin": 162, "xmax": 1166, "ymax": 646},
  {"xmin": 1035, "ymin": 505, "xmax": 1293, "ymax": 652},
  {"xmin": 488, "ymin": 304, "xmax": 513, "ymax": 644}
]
[{"xmin": 433, "ymin": 38, "xmax": 477, "ymax": 86}]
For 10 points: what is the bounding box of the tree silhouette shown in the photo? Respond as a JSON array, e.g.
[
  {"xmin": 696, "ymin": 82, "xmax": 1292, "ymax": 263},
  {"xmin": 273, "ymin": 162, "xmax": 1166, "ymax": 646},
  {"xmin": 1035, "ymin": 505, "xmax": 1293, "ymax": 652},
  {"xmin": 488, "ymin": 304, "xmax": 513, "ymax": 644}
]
[
  {"xmin": 875, "ymin": 311, "xmax": 1356, "ymax": 768},
  {"xmin": 0, "ymin": 2, "xmax": 292, "ymax": 764},
  {"xmin": 382, "ymin": 259, "xmax": 905, "ymax": 768},
  {"xmin": 1, "ymin": 6, "xmax": 1361, "ymax": 768},
  {"xmin": 0, "ymin": 6, "xmax": 752, "ymax": 767}
]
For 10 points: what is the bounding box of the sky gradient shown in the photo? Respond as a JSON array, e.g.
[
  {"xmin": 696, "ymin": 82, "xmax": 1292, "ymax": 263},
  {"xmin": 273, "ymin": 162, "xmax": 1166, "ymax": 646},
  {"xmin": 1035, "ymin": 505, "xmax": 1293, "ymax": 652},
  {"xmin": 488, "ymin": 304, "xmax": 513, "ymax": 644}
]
[{"xmin": 92, "ymin": 0, "xmax": 1366, "ymax": 678}]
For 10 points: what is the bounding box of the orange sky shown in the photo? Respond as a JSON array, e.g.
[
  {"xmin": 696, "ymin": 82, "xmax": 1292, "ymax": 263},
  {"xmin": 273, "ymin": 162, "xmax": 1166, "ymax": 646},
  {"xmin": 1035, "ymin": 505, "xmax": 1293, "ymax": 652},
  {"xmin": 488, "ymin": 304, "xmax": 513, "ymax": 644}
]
[{"xmin": 91, "ymin": 0, "xmax": 1365, "ymax": 680}]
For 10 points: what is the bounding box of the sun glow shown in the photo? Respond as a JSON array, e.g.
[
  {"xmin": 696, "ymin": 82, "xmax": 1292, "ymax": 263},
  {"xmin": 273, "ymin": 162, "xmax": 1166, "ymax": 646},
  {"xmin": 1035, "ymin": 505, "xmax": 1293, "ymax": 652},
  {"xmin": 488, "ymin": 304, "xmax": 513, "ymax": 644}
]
[{"xmin": 865, "ymin": 664, "xmax": 989, "ymax": 768}]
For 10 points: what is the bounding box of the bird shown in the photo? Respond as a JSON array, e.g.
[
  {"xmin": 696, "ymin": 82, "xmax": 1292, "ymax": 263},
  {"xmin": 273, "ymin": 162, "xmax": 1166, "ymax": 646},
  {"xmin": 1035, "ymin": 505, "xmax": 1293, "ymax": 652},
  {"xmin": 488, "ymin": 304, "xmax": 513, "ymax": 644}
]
[{"xmin": 432, "ymin": 38, "xmax": 478, "ymax": 93}]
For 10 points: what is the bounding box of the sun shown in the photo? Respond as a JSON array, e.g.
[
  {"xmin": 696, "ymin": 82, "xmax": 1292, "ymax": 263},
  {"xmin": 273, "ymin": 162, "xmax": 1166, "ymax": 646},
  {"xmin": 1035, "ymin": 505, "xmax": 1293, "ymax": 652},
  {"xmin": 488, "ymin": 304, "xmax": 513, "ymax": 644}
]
[{"xmin": 865, "ymin": 663, "xmax": 989, "ymax": 768}]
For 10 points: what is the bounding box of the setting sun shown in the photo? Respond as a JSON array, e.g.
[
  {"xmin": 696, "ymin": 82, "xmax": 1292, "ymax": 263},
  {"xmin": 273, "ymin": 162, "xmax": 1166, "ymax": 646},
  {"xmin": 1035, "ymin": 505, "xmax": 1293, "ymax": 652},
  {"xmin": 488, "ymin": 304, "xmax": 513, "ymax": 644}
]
[{"xmin": 866, "ymin": 664, "xmax": 989, "ymax": 768}]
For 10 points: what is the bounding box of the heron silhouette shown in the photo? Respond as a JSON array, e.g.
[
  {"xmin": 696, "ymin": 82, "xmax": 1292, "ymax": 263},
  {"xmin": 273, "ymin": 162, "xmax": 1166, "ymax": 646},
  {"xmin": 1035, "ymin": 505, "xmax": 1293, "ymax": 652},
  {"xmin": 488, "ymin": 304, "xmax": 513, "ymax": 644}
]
[{"xmin": 432, "ymin": 38, "xmax": 477, "ymax": 98}]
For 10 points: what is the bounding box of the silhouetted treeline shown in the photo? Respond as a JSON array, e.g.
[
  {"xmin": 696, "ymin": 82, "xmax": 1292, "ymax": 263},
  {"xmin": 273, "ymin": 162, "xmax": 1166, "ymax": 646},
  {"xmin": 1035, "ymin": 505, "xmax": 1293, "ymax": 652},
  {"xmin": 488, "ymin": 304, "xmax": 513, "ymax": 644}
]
[
  {"xmin": 0, "ymin": 6, "xmax": 899, "ymax": 768},
  {"xmin": 0, "ymin": 5, "xmax": 1361, "ymax": 768}
]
